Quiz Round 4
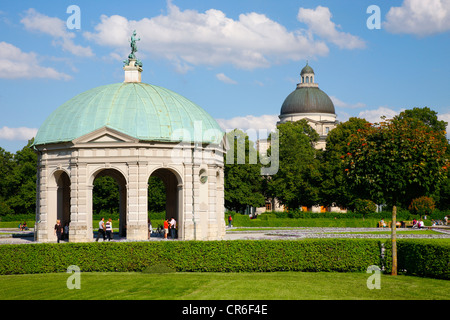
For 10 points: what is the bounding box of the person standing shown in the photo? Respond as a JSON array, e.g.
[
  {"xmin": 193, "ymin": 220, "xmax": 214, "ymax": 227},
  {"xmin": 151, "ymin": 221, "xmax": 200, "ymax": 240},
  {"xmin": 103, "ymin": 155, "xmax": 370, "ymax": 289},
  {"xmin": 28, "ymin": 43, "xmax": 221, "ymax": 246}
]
[
  {"xmin": 96, "ymin": 217, "xmax": 106, "ymax": 242},
  {"xmin": 54, "ymin": 220, "xmax": 63, "ymax": 243},
  {"xmin": 170, "ymin": 217, "xmax": 177, "ymax": 239},
  {"xmin": 63, "ymin": 223, "xmax": 69, "ymax": 241},
  {"xmin": 148, "ymin": 220, "xmax": 153, "ymax": 239},
  {"xmin": 163, "ymin": 219, "xmax": 169, "ymax": 239},
  {"xmin": 105, "ymin": 218, "xmax": 113, "ymax": 241},
  {"xmin": 228, "ymin": 215, "xmax": 233, "ymax": 228}
]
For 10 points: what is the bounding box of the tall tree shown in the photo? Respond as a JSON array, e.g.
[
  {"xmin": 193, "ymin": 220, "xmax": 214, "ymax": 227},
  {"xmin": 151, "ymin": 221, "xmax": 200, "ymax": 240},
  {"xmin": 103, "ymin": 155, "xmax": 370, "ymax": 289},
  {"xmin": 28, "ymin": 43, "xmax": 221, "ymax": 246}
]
[
  {"xmin": 344, "ymin": 117, "xmax": 449, "ymax": 275},
  {"xmin": 224, "ymin": 129, "xmax": 265, "ymax": 213},
  {"xmin": 0, "ymin": 147, "xmax": 15, "ymax": 216},
  {"xmin": 395, "ymin": 107, "xmax": 447, "ymax": 133},
  {"xmin": 319, "ymin": 117, "xmax": 369, "ymax": 209},
  {"xmin": 148, "ymin": 176, "xmax": 166, "ymax": 212},
  {"xmin": 93, "ymin": 176, "xmax": 120, "ymax": 214},
  {"xmin": 4, "ymin": 139, "xmax": 37, "ymax": 215},
  {"xmin": 267, "ymin": 120, "xmax": 320, "ymax": 210},
  {"xmin": 395, "ymin": 107, "xmax": 449, "ymax": 208}
]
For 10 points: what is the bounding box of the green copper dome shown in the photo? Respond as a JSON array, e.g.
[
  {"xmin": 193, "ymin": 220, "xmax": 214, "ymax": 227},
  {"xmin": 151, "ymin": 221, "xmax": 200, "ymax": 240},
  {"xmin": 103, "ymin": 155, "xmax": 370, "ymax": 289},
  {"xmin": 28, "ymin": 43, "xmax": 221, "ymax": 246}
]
[
  {"xmin": 280, "ymin": 87, "xmax": 335, "ymax": 115},
  {"xmin": 34, "ymin": 82, "xmax": 224, "ymax": 146},
  {"xmin": 300, "ymin": 64, "xmax": 314, "ymax": 75}
]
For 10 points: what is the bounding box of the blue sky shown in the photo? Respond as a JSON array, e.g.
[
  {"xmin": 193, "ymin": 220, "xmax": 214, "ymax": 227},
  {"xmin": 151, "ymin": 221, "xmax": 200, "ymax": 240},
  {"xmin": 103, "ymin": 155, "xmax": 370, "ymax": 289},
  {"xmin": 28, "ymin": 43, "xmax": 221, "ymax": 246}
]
[{"xmin": 0, "ymin": 0, "xmax": 449, "ymax": 152}]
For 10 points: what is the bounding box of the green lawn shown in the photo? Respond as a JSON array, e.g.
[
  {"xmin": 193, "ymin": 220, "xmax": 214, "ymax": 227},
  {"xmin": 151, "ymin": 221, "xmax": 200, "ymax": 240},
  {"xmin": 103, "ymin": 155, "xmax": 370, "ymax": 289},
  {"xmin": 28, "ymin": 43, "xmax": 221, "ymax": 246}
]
[
  {"xmin": 325, "ymin": 230, "xmax": 443, "ymax": 235},
  {"xmin": 0, "ymin": 272, "xmax": 448, "ymax": 300},
  {"xmin": 230, "ymin": 217, "xmax": 386, "ymax": 228},
  {"xmin": 0, "ymin": 217, "xmax": 436, "ymax": 230},
  {"xmin": 0, "ymin": 217, "xmax": 395, "ymax": 229},
  {"xmin": 228, "ymin": 228, "xmax": 443, "ymax": 235}
]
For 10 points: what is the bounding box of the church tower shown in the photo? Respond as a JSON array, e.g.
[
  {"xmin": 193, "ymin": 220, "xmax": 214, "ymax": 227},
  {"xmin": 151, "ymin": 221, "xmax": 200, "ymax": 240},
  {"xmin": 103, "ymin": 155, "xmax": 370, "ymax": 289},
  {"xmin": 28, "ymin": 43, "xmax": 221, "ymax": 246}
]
[{"xmin": 278, "ymin": 62, "xmax": 338, "ymax": 149}]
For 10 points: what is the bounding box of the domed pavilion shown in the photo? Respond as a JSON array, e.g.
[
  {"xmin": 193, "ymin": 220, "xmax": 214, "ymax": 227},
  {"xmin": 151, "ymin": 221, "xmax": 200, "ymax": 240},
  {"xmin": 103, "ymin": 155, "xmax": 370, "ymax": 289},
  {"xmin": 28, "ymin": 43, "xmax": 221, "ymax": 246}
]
[
  {"xmin": 278, "ymin": 62, "xmax": 337, "ymax": 149},
  {"xmin": 33, "ymin": 33, "xmax": 226, "ymax": 242}
]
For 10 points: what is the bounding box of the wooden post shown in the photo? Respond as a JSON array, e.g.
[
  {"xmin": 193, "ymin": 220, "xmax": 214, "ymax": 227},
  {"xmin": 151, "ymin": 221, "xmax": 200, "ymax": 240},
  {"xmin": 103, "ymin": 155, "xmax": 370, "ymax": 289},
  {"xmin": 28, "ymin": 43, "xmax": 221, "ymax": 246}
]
[{"xmin": 392, "ymin": 205, "xmax": 397, "ymax": 276}]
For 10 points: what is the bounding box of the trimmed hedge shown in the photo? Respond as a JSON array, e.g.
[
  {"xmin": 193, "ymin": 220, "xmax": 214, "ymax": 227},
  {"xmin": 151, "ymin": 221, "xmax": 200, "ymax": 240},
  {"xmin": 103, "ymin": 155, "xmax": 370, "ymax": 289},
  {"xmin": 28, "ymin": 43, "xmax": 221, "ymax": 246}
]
[
  {"xmin": 397, "ymin": 239, "xmax": 450, "ymax": 280},
  {"xmin": 0, "ymin": 239, "xmax": 382, "ymax": 275},
  {"xmin": 0, "ymin": 239, "xmax": 447, "ymax": 279}
]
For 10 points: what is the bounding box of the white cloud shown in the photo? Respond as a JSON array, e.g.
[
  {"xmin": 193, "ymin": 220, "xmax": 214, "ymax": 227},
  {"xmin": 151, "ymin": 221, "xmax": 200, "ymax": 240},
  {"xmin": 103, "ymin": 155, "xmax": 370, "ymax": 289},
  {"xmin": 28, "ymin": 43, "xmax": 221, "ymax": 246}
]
[
  {"xmin": 438, "ymin": 112, "xmax": 450, "ymax": 124},
  {"xmin": 0, "ymin": 42, "xmax": 71, "ymax": 80},
  {"xmin": 84, "ymin": 2, "xmax": 365, "ymax": 71},
  {"xmin": 330, "ymin": 96, "xmax": 366, "ymax": 109},
  {"xmin": 21, "ymin": 8, "xmax": 93, "ymax": 57},
  {"xmin": 297, "ymin": 6, "xmax": 366, "ymax": 49},
  {"xmin": 0, "ymin": 126, "xmax": 38, "ymax": 141},
  {"xmin": 384, "ymin": 0, "xmax": 450, "ymax": 36},
  {"xmin": 358, "ymin": 106, "xmax": 400, "ymax": 124},
  {"xmin": 336, "ymin": 111, "xmax": 351, "ymax": 123},
  {"xmin": 331, "ymin": 96, "xmax": 367, "ymax": 123},
  {"xmin": 216, "ymin": 73, "xmax": 237, "ymax": 85},
  {"xmin": 438, "ymin": 112, "xmax": 450, "ymax": 138}
]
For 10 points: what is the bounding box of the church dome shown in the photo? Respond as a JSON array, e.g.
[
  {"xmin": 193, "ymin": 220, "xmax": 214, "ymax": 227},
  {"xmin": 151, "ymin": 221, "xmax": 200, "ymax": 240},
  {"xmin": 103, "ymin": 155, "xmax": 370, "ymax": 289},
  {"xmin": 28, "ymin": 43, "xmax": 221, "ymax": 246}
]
[
  {"xmin": 280, "ymin": 86, "xmax": 335, "ymax": 115},
  {"xmin": 280, "ymin": 63, "xmax": 335, "ymax": 116},
  {"xmin": 300, "ymin": 64, "xmax": 314, "ymax": 75},
  {"xmin": 33, "ymin": 82, "xmax": 224, "ymax": 146}
]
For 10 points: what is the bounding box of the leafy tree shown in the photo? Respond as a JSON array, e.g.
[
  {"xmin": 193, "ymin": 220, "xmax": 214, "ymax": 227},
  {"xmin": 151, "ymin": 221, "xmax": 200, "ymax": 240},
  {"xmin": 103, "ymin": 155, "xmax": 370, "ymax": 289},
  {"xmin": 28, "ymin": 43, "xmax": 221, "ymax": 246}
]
[
  {"xmin": 352, "ymin": 199, "xmax": 377, "ymax": 218},
  {"xmin": 3, "ymin": 139, "xmax": 37, "ymax": 215},
  {"xmin": 395, "ymin": 107, "xmax": 447, "ymax": 133},
  {"xmin": 344, "ymin": 118, "xmax": 448, "ymax": 207},
  {"xmin": 0, "ymin": 147, "xmax": 14, "ymax": 196},
  {"xmin": 148, "ymin": 176, "xmax": 166, "ymax": 212},
  {"xmin": 0, "ymin": 147, "xmax": 15, "ymax": 216},
  {"xmin": 224, "ymin": 129, "xmax": 265, "ymax": 213},
  {"xmin": 395, "ymin": 107, "xmax": 449, "ymax": 210},
  {"xmin": 319, "ymin": 117, "xmax": 369, "ymax": 209},
  {"xmin": 344, "ymin": 117, "xmax": 448, "ymax": 274},
  {"xmin": 93, "ymin": 176, "xmax": 120, "ymax": 214},
  {"xmin": 435, "ymin": 177, "xmax": 450, "ymax": 210},
  {"xmin": 409, "ymin": 196, "xmax": 435, "ymax": 217},
  {"xmin": 266, "ymin": 120, "xmax": 320, "ymax": 210}
]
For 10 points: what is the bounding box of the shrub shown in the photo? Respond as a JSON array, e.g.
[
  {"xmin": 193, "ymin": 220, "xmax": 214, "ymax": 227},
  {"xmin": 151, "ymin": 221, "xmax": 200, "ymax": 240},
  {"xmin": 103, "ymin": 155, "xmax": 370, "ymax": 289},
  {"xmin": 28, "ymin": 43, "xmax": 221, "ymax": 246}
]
[
  {"xmin": 149, "ymin": 211, "xmax": 166, "ymax": 220},
  {"xmin": 0, "ymin": 239, "xmax": 447, "ymax": 279},
  {"xmin": 0, "ymin": 201, "xmax": 14, "ymax": 216},
  {"xmin": 287, "ymin": 210, "xmax": 302, "ymax": 219},
  {"xmin": 0, "ymin": 239, "xmax": 382, "ymax": 275},
  {"xmin": 0, "ymin": 213, "xmax": 34, "ymax": 222},
  {"xmin": 409, "ymin": 196, "xmax": 435, "ymax": 217},
  {"xmin": 353, "ymin": 199, "xmax": 377, "ymax": 216},
  {"xmin": 397, "ymin": 240, "xmax": 450, "ymax": 280}
]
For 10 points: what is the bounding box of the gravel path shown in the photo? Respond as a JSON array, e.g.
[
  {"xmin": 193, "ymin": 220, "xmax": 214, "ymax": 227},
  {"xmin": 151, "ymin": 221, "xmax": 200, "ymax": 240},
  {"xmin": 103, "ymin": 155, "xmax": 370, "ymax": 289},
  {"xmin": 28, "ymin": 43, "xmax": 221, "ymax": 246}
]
[
  {"xmin": 0, "ymin": 227, "xmax": 449, "ymax": 244},
  {"xmin": 224, "ymin": 227, "xmax": 450, "ymax": 240}
]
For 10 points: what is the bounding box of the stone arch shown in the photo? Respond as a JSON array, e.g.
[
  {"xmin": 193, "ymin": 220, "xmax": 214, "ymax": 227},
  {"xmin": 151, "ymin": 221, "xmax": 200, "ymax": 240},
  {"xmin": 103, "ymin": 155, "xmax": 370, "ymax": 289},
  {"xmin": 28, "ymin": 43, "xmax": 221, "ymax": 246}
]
[
  {"xmin": 89, "ymin": 168, "xmax": 128, "ymax": 238},
  {"xmin": 148, "ymin": 167, "xmax": 183, "ymax": 239},
  {"xmin": 47, "ymin": 170, "xmax": 71, "ymax": 241}
]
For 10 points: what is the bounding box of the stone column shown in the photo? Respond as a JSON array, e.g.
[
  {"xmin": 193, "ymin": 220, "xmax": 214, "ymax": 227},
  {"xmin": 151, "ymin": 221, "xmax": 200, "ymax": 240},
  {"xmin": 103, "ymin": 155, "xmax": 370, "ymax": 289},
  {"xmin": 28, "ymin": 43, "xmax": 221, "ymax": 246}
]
[
  {"xmin": 216, "ymin": 167, "xmax": 226, "ymax": 238},
  {"xmin": 126, "ymin": 161, "xmax": 147, "ymax": 240},
  {"xmin": 183, "ymin": 163, "xmax": 195, "ymax": 240},
  {"xmin": 207, "ymin": 166, "xmax": 218, "ymax": 240},
  {"xmin": 35, "ymin": 158, "xmax": 49, "ymax": 242},
  {"xmin": 69, "ymin": 162, "xmax": 91, "ymax": 242},
  {"xmin": 192, "ymin": 164, "xmax": 205, "ymax": 240}
]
